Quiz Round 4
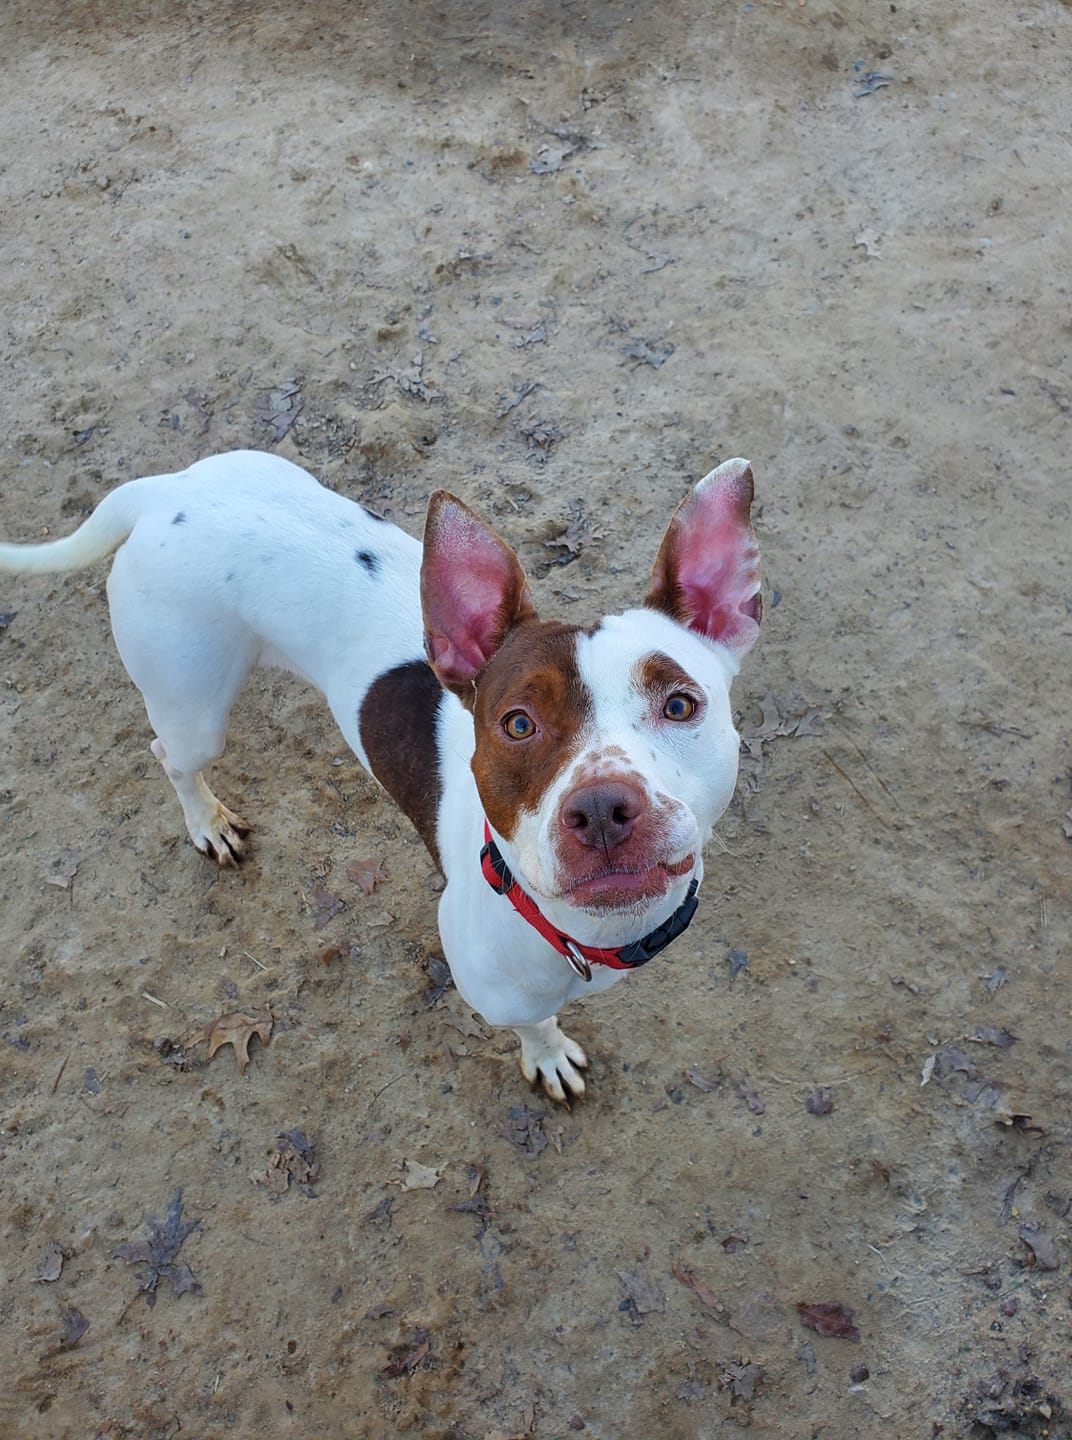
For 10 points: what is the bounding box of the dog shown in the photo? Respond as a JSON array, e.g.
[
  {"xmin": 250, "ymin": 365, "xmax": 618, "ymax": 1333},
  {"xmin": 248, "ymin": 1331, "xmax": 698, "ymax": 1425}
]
[{"xmin": 0, "ymin": 451, "xmax": 761, "ymax": 1100}]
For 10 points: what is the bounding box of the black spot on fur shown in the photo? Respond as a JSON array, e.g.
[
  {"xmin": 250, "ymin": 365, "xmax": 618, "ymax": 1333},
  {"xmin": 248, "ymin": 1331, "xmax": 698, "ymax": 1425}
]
[
  {"xmin": 359, "ymin": 661, "xmax": 444, "ymax": 869},
  {"xmin": 356, "ymin": 549, "xmax": 380, "ymax": 575},
  {"xmin": 172, "ymin": 512, "xmax": 187, "ymax": 525}
]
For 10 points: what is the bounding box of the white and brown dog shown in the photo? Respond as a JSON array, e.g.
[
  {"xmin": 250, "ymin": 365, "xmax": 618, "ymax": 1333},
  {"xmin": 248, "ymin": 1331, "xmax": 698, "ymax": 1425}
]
[{"xmin": 0, "ymin": 452, "xmax": 761, "ymax": 1100}]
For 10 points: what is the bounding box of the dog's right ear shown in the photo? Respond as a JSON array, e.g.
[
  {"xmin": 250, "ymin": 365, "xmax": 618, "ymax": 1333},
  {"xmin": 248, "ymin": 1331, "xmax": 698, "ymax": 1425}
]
[{"xmin": 421, "ymin": 492, "xmax": 537, "ymax": 700}]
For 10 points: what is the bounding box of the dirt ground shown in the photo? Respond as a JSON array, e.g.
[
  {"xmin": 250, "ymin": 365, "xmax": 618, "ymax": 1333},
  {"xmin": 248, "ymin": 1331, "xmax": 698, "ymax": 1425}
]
[{"xmin": 1, "ymin": 2, "xmax": 1070, "ymax": 1436}]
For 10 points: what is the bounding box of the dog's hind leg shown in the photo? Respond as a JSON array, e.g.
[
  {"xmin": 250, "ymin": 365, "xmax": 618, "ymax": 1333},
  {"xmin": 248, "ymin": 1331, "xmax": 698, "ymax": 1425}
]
[{"xmin": 107, "ymin": 572, "xmax": 258, "ymax": 865}]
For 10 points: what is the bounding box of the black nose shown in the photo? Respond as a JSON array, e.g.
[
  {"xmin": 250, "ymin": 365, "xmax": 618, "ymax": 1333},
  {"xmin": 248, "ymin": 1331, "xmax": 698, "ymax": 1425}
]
[{"xmin": 560, "ymin": 781, "xmax": 644, "ymax": 852}]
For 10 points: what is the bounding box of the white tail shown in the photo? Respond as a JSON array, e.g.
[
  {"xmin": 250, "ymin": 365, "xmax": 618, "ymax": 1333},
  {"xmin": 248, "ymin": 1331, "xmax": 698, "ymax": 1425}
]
[{"xmin": 0, "ymin": 485, "xmax": 138, "ymax": 576}]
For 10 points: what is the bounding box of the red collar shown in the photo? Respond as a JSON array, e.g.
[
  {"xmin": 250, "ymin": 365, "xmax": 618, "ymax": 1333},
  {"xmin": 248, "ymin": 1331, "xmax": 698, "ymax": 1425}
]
[{"xmin": 480, "ymin": 822, "xmax": 699, "ymax": 982}]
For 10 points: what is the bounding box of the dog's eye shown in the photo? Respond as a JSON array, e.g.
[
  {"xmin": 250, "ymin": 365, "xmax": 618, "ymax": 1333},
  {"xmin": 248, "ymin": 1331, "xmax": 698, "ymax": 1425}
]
[
  {"xmin": 663, "ymin": 693, "xmax": 697, "ymax": 721},
  {"xmin": 503, "ymin": 710, "xmax": 536, "ymax": 740}
]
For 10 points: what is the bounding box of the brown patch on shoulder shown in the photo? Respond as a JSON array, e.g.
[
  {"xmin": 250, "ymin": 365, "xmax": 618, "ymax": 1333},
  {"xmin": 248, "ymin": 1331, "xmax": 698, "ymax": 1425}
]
[
  {"xmin": 358, "ymin": 660, "xmax": 445, "ymax": 868},
  {"xmin": 471, "ymin": 620, "xmax": 591, "ymax": 841}
]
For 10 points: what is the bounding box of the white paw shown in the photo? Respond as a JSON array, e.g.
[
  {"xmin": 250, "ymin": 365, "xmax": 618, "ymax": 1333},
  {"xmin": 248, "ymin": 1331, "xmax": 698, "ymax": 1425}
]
[
  {"xmin": 516, "ymin": 1021, "xmax": 589, "ymax": 1105},
  {"xmin": 193, "ymin": 804, "xmax": 251, "ymax": 867}
]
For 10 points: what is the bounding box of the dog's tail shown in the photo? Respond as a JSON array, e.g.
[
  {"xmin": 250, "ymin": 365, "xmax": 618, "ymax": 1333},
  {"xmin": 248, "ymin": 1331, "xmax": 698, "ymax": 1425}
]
[{"xmin": 0, "ymin": 484, "xmax": 140, "ymax": 576}]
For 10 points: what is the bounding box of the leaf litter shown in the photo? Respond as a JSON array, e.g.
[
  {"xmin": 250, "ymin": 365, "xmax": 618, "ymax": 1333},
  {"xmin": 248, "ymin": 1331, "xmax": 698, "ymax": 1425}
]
[
  {"xmin": 113, "ymin": 1188, "xmax": 201, "ymax": 1310},
  {"xmin": 252, "ymin": 1128, "xmax": 319, "ymax": 1197},
  {"xmin": 193, "ymin": 1008, "xmax": 274, "ymax": 1074},
  {"xmin": 797, "ymin": 1300, "xmax": 860, "ymax": 1342}
]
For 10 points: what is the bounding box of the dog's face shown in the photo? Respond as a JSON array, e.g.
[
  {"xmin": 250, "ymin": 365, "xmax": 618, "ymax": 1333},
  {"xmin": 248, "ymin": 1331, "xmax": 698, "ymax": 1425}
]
[
  {"xmin": 465, "ymin": 609, "xmax": 742, "ymax": 914},
  {"xmin": 422, "ymin": 460, "xmax": 761, "ymax": 924}
]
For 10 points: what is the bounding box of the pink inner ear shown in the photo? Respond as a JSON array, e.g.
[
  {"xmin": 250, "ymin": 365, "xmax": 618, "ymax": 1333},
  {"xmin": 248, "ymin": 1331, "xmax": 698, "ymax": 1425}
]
[
  {"xmin": 647, "ymin": 459, "xmax": 761, "ymax": 657},
  {"xmin": 421, "ymin": 494, "xmax": 535, "ymax": 694}
]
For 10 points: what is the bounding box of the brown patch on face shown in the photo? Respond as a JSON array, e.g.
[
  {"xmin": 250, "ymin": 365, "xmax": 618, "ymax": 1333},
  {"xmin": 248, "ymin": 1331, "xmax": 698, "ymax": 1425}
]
[
  {"xmin": 636, "ymin": 652, "xmax": 704, "ymax": 714},
  {"xmin": 470, "ymin": 619, "xmax": 591, "ymax": 841},
  {"xmin": 359, "ymin": 660, "xmax": 445, "ymax": 868}
]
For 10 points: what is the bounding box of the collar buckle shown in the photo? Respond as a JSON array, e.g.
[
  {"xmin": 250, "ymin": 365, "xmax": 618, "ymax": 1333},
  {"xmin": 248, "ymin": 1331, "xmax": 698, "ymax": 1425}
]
[{"xmin": 562, "ymin": 939, "xmax": 593, "ymax": 983}]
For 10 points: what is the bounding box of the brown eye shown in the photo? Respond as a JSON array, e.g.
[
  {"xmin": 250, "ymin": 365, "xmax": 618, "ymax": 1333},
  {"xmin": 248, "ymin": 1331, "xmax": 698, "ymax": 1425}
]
[
  {"xmin": 663, "ymin": 693, "xmax": 696, "ymax": 721},
  {"xmin": 503, "ymin": 710, "xmax": 536, "ymax": 740}
]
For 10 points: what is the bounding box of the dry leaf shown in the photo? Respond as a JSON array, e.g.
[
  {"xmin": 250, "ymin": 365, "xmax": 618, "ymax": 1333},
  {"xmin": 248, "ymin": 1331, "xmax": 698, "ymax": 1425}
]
[
  {"xmin": 797, "ymin": 1300, "xmax": 860, "ymax": 1341},
  {"xmin": 113, "ymin": 1189, "xmax": 201, "ymax": 1309},
  {"xmin": 401, "ymin": 1159, "xmax": 442, "ymax": 1191},
  {"xmin": 46, "ymin": 849, "xmax": 80, "ymax": 891},
  {"xmin": 973, "ymin": 1024, "xmax": 1017, "ymax": 1049},
  {"xmin": 253, "ymin": 1128, "xmax": 319, "ymax": 1195},
  {"xmin": 672, "ymin": 1261, "xmax": 721, "ymax": 1310},
  {"xmin": 347, "ymin": 857, "xmax": 387, "ymax": 895},
  {"xmin": 58, "ymin": 1306, "xmax": 89, "ymax": 1350},
  {"xmin": 380, "ymin": 1331, "xmax": 430, "ymax": 1379},
  {"xmin": 806, "ymin": 1087, "xmax": 835, "ymax": 1116},
  {"xmin": 721, "ymin": 1360, "xmax": 765, "ymax": 1403},
  {"xmin": 203, "ymin": 1009, "xmax": 273, "ymax": 1074},
  {"xmin": 312, "ymin": 888, "xmax": 346, "ymax": 930},
  {"xmin": 618, "ymin": 1266, "xmax": 666, "ymax": 1326},
  {"xmin": 854, "ymin": 227, "xmax": 883, "ymax": 258},
  {"xmin": 1019, "ymin": 1223, "xmax": 1061, "ymax": 1271},
  {"xmin": 34, "ymin": 1244, "xmax": 65, "ymax": 1283}
]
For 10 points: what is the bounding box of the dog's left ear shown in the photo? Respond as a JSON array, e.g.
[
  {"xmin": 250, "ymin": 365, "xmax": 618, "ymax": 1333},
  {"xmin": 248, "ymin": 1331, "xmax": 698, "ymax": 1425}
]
[
  {"xmin": 646, "ymin": 458, "xmax": 762, "ymax": 658},
  {"xmin": 422, "ymin": 491, "xmax": 537, "ymax": 700}
]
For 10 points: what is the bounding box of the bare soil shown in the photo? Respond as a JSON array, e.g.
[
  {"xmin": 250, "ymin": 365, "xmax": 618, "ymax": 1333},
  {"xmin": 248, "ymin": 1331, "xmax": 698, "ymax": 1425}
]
[{"xmin": 1, "ymin": 3, "xmax": 1070, "ymax": 1437}]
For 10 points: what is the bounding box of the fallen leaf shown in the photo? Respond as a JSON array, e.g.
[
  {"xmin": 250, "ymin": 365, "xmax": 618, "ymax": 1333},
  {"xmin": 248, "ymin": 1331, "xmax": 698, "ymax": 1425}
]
[
  {"xmin": 727, "ymin": 948, "xmax": 749, "ymax": 979},
  {"xmin": 46, "ymin": 849, "xmax": 80, "ymax": 892},
  {"xmin": 113, "ymin": 1189, "xmax": 201, "ymax": 1309},
  {"xmin": 797, "ymin": 1301, "xmax": 860, "ymax": 1342},
  {"xmin": 530, "ymin": 140, "xmax": 580, "ymax": 174},
  {"xmin": 423, "ymin": 953, "xmax": 454, "ymax": 1006},
  {"xmin": 933, "ymin": 1046, "xmax": 978, "ymax": 1080},
  {"xmin": 401, "ymin": 1159, "xmax": 442, "ymax": 1191},
  {"xmin": 34, "ymin": 1244, "xmax": 65, "ymax": 1283},
  {"xmin": 57, "ymin": 1306, "xmax": 89, "ymax": 1350},
  {"xmin": 618, "ymin": 1266, "xmax": 666, "ymax": 1325},
  {"xmin": 1019, "ymin": 1223, "xmax": 1061, "ymax": 1271},
  {"xmin": 499, "ymin": 1105, "xmax": 548, "ymax": 1156},
  {"xmin": 685, "ymin": 1065, "xmax": 723, "ymax": 1093},
  {"xmin": 806, "ymin": 1087, "xmax": 835, "ymax": 1116},
  {"xmin": 736, "ymin": 1082, "xmax": 765, "ymax": 1116},
  {"xmin": 519, "ymin": 416, "xmax": 564, "ymax": 461},
  {"xmin": 312, "ymin": 888, "xmax": 346, "ymax": 930},
  {"xmin": 854, "ymin": 226, "xmax": 883, "ymax": 258},
  {"xmin": 973, "ymin": 1024, "xmax": 1017, "ymax": 1049},
  {"xmin": 201, "ymin": 1009, "xmax": 273, "ymax": 1074},
  {"xmin": 623, "ymin": 337, "xmax": 674, "ymax": 368},
  {"xmin": 365, "ymin": 1196, "xmax": 394, "ymax": 1226},
  {"xmin": 0, "ymin": 611, "xmax": 16, "ymax": 628},
  {"xmin": 721, "ymin": 1360, "xmax": 765, "ymax": 1404},
  {"xmin": 544, "ymin": 513, "xmax": 604, "ymax": 558},
  {"xmin": 253, "ymin": 1128, "xmax": 319, "ymax": 1196},
  {"xmin": 381, "ymin": 1331, "xmax": 430, "ymax": 1379},
  {"xmin": 672, "ymin": 1261, "xmax": 721, "ymax": 1310},
  {"xmin": 347, "ymin": 857, "xmax": 387, "ymax": 895}
]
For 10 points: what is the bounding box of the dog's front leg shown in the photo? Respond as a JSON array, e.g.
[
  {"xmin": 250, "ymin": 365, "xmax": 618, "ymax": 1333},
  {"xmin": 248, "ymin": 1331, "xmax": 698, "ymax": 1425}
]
[{"xmin": 513, "ymin": 1018, "xmax": 589, "ymax": 1104}]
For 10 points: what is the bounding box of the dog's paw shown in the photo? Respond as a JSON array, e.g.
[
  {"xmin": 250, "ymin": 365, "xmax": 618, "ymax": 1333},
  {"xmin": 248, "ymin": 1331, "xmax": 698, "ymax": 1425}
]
[
  {"xmin": 515, "ymin": 1019, "xmax": 589, "ymax": 1105},
  {"xmin": 195, "ymin": 804, "xmax": 252, "ymax": 867}
]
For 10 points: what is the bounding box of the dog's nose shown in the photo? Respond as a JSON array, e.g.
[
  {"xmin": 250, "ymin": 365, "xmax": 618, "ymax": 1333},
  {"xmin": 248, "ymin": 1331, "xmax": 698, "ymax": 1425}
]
[{"xmin": 560, "ymin": 781, "xmax": 645, "ymax": 852}]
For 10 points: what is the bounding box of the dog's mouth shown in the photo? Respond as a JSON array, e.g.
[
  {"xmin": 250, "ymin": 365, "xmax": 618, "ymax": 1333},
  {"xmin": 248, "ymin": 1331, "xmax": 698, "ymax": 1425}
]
[{"xmin": 565, "ymin": 852, "xmax": 696, "ymax": 911}]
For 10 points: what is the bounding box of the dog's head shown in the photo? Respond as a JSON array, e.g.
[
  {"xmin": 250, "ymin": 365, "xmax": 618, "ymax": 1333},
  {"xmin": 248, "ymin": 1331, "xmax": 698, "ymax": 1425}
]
[{"xmin": 421, "ymin": 461, "xmax": 761, "ymax": 938}]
